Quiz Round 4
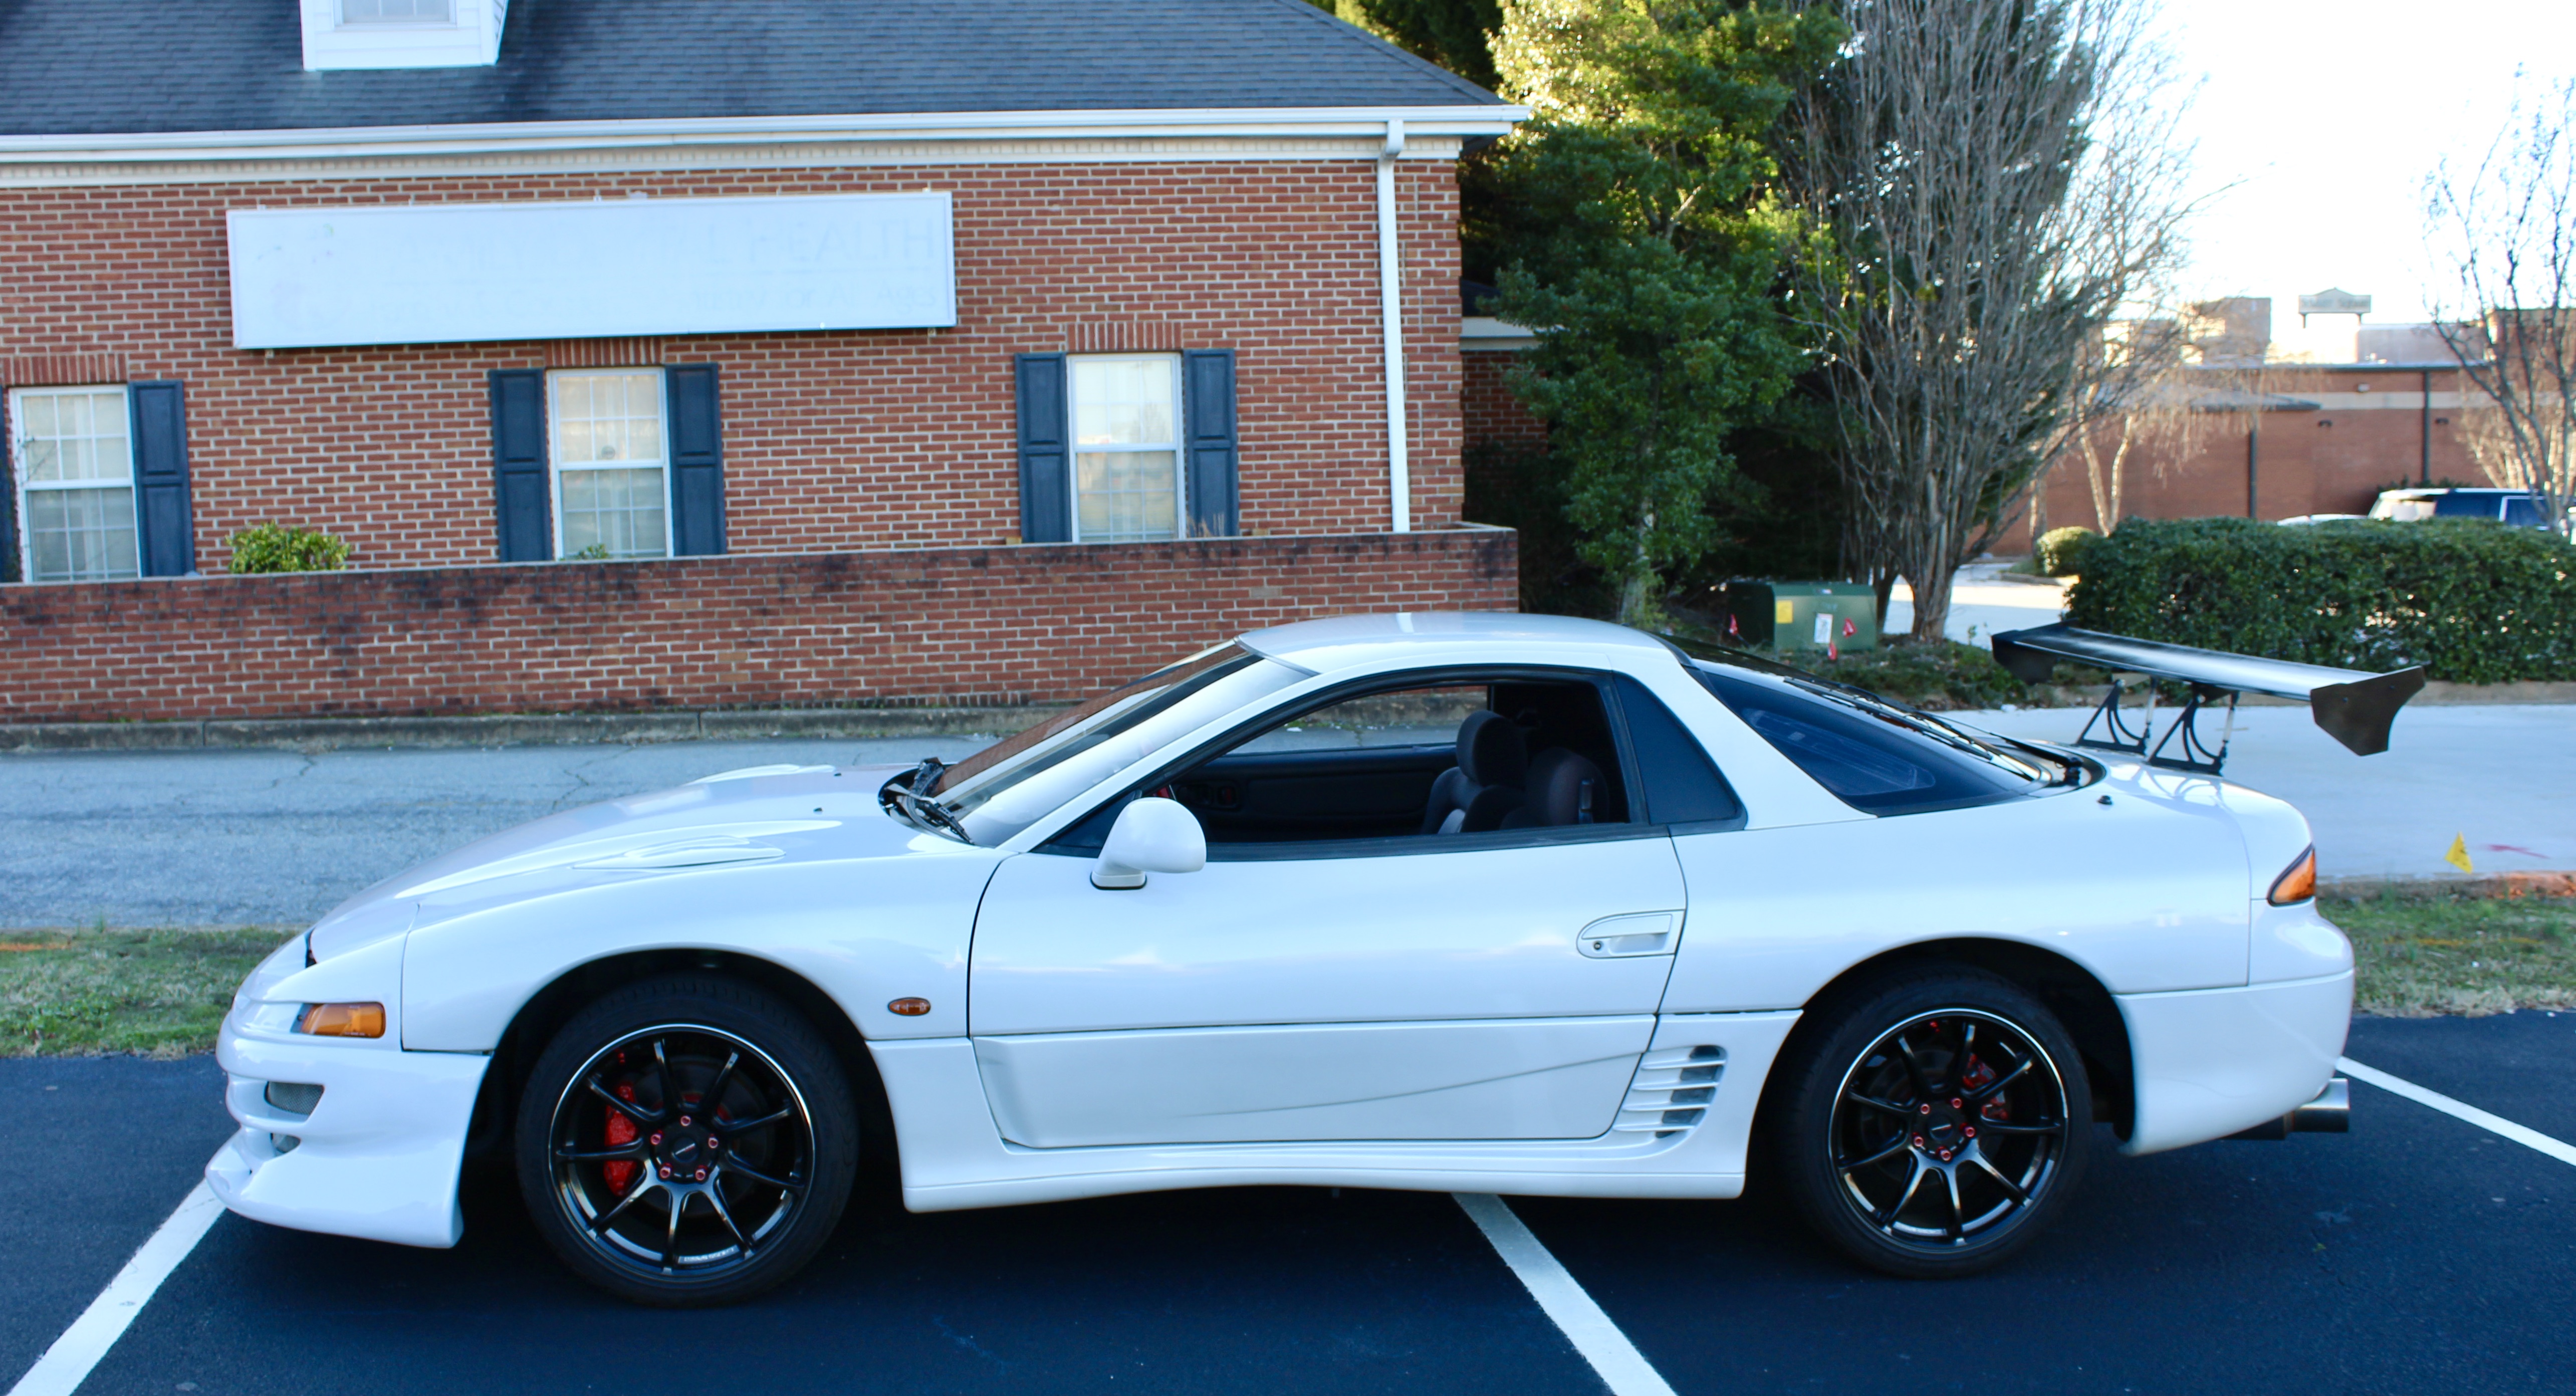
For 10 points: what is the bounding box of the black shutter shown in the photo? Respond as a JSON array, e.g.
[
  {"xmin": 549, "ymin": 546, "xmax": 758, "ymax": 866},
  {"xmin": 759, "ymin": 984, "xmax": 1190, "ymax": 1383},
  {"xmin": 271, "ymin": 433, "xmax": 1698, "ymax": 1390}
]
[
  {"xmin": 665, "ymin": 364, "xmax": 726, "ymax": 556},
  {"xmin": 1182, "ymin": 349, "xmax": 1239, "ymax": 538},
  {"xmin": 0, "ymin": 390, "xmax": 17, "ymax": 584},
  {"xmin": 489, "ymin": 369, "xmax": 551, "ymax": 562},
  {"xmin": 129, "ymin": 381, "xmax": 194, "ymax": 577},
  {"xmin": 1015, "ymin": 353, "xmax": 1070, "ymax": 543}
]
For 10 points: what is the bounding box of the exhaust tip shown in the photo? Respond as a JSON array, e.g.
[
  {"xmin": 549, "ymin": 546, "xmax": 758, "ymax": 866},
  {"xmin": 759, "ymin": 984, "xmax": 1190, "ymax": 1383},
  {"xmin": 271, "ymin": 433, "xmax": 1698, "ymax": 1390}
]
[
  {"xmin": 2227, "ymin": 1077, "xmax": 2350, "ymax": 1140},
  {"xmin": 2289, "ymin": 1077, "xmax": 2350, "ymax": 1133}
]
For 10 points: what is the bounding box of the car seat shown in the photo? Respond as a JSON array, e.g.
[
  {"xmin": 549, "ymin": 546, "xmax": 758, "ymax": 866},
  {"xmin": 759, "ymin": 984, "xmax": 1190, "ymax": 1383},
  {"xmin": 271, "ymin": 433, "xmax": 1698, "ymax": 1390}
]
[
  {"xmin": 1421, "ymin": 710, "xmax": 1528, "ymax": 834},
  {"xmin": 1501, "ymin": 748, "xmax": 1602, "ymax": 828}
]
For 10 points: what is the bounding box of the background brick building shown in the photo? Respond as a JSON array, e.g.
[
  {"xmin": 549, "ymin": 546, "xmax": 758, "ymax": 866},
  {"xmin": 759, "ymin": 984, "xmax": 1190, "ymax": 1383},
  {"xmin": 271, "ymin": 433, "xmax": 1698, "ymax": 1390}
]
[{"xmin": 0, "ymin": 0, "xmax": 1525, "ymax": 722}]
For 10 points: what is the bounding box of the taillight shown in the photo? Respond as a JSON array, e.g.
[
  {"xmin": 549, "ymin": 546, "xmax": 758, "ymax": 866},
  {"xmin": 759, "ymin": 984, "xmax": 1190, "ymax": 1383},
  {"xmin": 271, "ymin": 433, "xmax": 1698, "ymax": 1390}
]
[{"xmin": 2267, "ymin": 847, "xmax": 2317, "ymax": 905}]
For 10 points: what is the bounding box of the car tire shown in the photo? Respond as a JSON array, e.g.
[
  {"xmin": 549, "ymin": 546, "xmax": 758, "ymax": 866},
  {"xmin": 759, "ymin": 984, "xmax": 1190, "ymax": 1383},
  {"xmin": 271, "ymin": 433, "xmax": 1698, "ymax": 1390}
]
[
  {"xmin": 515, "ymin": 974, "xmax": 857, "ymax": 1306},
  {"xmin": 1770, "ymin": 967, "xmax": 2092, "ymax": 1279}
]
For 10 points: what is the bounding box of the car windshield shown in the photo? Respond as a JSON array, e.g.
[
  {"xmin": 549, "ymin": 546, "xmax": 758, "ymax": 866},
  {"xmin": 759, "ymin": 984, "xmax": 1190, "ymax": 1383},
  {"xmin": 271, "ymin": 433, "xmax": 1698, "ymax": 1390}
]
[{"xmin": 923, "ymin": 643, "xmax": 1306, "ymax": 844}]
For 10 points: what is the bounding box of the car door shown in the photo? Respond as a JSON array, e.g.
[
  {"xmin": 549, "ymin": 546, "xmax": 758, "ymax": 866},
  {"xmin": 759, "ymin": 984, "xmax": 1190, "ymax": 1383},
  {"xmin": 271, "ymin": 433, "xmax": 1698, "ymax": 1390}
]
[{"xmin": 966, "ymin": 669, "xmax": 1692, "ymax": 1148}]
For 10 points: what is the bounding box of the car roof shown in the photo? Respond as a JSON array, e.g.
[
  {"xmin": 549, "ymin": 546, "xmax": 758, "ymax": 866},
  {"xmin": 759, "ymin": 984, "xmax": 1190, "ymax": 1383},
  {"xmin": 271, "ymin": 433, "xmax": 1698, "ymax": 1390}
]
[{"xmin": 1239, "ymin": 612, "xmax": 1668, "ymax": 673}]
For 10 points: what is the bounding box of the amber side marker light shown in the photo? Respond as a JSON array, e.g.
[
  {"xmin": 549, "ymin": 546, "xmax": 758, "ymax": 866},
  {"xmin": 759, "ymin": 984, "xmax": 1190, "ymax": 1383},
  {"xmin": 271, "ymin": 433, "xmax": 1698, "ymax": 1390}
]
[
  {"xmin": 887, "ymin": 997, "xmax": 932, "ymax": 1017},
  {"xmin": 298, "ymin": 1002, "xmax": 385, "ymax": 1038},
  {"xmin": 2267, "ymin": 847, "xmax": 2317, "ymax": 906}
]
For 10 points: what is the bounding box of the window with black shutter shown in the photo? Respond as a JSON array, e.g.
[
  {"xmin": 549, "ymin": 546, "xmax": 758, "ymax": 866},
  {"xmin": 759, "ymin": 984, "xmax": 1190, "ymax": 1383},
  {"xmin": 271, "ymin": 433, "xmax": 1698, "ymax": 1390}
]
[{"xmin": 1017, "ymin": 350, "xmax": 1241, "ymax": 544}]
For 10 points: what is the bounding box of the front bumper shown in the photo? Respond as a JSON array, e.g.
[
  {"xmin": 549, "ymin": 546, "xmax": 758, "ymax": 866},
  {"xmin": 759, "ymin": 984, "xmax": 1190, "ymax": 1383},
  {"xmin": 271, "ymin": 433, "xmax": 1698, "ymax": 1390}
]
[
  {"xmin": 2117, "ymin": 970, "xmax": 2354, "ymax": 1155},
  {"xmin": 207, "ymin": 1020, "xmax": 490, "ymax": 1249}
]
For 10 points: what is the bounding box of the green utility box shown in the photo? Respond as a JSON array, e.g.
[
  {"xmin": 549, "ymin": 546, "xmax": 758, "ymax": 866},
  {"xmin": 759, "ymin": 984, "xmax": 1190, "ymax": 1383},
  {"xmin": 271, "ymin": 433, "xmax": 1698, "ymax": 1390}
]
[{"xmin": 1710, "ymin": 580, "xmax": 1881, "ymax": 655}]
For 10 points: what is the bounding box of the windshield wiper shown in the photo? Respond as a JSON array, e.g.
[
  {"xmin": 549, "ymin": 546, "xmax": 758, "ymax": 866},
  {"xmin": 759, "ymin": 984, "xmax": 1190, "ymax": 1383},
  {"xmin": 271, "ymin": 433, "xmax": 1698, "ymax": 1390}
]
[{"xmin": 878, "ymin": 758, "xmax": 974, "ymax": 844}]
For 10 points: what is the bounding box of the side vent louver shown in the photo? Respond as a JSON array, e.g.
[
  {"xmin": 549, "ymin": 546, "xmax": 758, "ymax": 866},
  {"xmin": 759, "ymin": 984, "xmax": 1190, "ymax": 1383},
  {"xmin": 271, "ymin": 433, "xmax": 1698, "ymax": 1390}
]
[{"xmin": 1615, "ymin": 1044, "xmax": 1725, "ymax": 1138}]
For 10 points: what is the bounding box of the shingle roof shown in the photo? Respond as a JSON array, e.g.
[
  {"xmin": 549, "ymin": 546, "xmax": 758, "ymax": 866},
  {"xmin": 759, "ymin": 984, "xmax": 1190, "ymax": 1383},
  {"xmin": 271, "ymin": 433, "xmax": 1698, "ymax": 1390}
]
[{"xmin": 0, "ymin": 0, "xmax": 1504, "ymax": 137}]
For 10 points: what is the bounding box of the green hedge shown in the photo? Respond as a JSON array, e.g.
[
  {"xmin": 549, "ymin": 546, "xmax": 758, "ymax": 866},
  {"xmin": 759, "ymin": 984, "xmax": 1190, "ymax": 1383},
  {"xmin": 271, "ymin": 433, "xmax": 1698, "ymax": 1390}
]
[{"xmin": 2064, "ymin": 518, "xmax": 2576, "ymax": 683}]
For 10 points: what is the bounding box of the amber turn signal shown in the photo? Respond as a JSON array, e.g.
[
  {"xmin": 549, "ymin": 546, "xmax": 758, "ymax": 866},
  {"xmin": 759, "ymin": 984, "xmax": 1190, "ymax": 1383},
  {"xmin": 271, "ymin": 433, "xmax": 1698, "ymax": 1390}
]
[
  {"xmin": 298, "ymin": 1002, "xmax": 386, "ymax": 1038},
  {"xmin": 887, "ymin": 997, "xmax": 932, "ymax": 1016},
  {"xmin": 2266, "ymin": 847, "xmax": 2317, "ymax": 906}
]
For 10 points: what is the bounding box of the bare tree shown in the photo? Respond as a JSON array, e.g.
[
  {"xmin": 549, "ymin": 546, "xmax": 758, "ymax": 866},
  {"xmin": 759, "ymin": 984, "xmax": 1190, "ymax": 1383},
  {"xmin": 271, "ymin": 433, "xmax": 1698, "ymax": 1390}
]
[
  {"xmin": 1782, "ymin": 0, "xmax": 2196, "ymax": 639},
  {"xmin": 2058, "ymin": 315, "xmax": 2212, "ymax": 531},
  {"xmin": 2426, "ymin": 76, "xmax": 2576, "ymax": 536}
]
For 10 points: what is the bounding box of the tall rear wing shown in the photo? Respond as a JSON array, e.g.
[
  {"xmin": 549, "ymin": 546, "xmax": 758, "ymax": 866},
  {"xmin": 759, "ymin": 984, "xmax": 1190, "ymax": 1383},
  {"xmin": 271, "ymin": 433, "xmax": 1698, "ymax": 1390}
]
[{"xmin": 1988, "ymin": 623, "xmax": 2425, "ymax": 773}]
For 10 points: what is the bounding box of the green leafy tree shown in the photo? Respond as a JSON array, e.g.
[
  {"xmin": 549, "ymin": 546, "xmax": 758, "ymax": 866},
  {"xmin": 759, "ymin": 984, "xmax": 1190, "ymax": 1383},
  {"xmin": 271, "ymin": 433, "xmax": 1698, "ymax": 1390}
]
[
  {"xmin": 1305, "ymin": 0, "xmax": 1505, "ymax": 89},
  {"xmin": 1481, "ymin": 0, "xmax": 1841, "ymax": 626}
]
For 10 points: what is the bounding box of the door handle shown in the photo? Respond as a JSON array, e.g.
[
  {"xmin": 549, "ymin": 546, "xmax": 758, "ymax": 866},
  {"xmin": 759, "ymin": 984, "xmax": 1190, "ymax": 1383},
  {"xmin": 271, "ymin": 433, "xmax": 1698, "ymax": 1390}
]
[{"xmin": 1577, "ymin": 911, "xmax": 1683, "ymax": 959}]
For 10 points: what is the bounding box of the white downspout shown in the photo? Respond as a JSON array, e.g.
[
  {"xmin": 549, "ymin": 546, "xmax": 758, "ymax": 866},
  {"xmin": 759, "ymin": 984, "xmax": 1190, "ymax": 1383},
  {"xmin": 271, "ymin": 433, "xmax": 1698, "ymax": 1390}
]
[{"xmin": 1376, "ymin": 118, "xmax": 1410, "ymax": 533}]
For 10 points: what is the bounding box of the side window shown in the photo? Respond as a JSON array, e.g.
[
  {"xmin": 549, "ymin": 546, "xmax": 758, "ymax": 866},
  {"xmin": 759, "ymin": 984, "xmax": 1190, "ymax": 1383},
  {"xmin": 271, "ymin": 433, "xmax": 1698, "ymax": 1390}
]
[{"xmin": 1045, "ymin": 672, "xmax": 1641, "ymax": 855}]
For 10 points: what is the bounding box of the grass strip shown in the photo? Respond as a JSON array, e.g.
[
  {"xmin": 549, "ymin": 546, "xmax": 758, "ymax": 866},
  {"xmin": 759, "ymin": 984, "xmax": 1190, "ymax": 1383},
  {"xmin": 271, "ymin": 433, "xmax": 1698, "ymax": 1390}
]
[
  {"xmin": 1, "ymin": 925, "xmax": 291, "ymax": 1058},
  {"xmin": 2325, "ymin": 887, "xmax": 2576, "ymax": 1017}
]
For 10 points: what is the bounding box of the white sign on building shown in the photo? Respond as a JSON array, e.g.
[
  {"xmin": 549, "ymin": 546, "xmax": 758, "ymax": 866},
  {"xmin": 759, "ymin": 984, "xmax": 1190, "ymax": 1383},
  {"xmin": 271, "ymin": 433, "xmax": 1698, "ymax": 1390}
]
[{"xmin": 227, "ymin": 191, "xmax": 958, "ymax": 349}]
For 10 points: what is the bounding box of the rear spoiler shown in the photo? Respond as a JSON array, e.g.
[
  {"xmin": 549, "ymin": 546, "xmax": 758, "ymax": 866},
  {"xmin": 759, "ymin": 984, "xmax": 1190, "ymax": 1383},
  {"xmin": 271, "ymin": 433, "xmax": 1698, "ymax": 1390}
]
[{"xmin": 1988, "ymin": 623, "xmax": 2425, "ymax": 774}]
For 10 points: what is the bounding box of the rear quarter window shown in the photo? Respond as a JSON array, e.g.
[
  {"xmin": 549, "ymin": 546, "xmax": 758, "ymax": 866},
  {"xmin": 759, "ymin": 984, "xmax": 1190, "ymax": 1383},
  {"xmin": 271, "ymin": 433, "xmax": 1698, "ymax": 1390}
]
[{"xmin": 1689, "ymin": 664, "xmax": 2044, "ymax": 816}]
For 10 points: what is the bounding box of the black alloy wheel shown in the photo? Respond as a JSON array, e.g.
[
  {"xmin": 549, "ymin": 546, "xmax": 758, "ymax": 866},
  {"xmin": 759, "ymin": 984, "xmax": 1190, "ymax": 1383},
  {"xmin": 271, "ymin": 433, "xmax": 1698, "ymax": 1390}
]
[
  {"xmin": 1772, "ymin": 969, "xmax": 2092, "ymax": 1278},
  {"xmin": 516, "ymin": 975, "xmax": 856, "ymax": 1306}
]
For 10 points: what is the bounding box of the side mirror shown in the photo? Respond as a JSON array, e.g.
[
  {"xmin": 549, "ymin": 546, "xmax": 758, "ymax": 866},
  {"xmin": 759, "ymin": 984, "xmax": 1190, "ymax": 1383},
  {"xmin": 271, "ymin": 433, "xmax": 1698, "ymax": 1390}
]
[{"xmin": 1091, "ymin": 797, "xmax": 1206, "ymax": 890}]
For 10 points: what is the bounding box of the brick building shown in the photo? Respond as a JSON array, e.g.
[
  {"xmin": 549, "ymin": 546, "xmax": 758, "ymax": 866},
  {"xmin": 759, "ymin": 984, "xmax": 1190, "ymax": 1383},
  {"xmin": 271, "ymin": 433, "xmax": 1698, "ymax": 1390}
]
[
  {"xmin": 2010, "ymin": 305, "xmax": 2489, "ymax": 547},
  {"xmin": 0, "ymin": 0, "xmax": 1524, "ymax": 722}
]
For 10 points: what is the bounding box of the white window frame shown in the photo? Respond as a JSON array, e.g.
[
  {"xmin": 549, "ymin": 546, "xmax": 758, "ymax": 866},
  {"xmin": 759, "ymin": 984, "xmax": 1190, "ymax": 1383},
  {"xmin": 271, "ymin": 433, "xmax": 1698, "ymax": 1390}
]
[
  {"xmin": 1067, "ymin": 353, "xmax": 1187, "ymax": 544},
  {"xmin": 9, "ymin": 384, "xmax": 139, "ymax": 585},
  {"xmin": 337, "ymin": 0, "xmax": 457, "ymax": 26},
  {"xmin": 546, "ymin": 368, "xmax": 674, "ymax": 561}
]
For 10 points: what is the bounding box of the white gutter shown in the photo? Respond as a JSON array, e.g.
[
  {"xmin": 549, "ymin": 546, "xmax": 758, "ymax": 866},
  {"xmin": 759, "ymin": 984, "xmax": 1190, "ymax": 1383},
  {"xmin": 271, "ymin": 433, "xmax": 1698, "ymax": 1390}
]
[
  {"xmin": 0, "ymin": 104, "xmax": 1527, "ymax": 166},
  {"xmin": 1378, "ymin": 118, "xmax": 1410, "ymax": 533}
]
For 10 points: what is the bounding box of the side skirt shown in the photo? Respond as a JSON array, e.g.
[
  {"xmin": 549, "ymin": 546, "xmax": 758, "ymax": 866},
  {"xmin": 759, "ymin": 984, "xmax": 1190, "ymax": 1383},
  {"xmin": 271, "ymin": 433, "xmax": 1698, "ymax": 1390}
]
[{"xmin": 869, "ymin": 1010, "xmax": 1801, "ymax": 1213}]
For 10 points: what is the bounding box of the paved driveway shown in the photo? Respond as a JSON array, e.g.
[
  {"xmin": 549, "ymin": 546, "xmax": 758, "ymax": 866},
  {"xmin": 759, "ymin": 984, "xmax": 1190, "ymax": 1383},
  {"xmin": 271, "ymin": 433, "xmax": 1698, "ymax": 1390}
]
[
  {"xmin": 9, "ymin": 1012, "xmax": 2572, "ymax": 1394},
  {"xmin": 0, "ymin": 737, "xmax": 985, "ymax": 928},
  {"xmin": 1957, "ymin": 703, "xmax": 2575, "ymax": 882}
]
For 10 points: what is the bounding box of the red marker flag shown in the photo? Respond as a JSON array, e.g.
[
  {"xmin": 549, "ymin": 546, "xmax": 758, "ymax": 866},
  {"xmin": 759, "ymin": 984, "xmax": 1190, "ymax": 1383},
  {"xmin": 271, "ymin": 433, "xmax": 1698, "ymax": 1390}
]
[
  {"xmin": 1727, "ymin": 613, "xmax": 1741, "ymax": 639},
  {"xmin": 1826, "ymin": 638, "xmax": 1839, "ymax": 661},
  {"xmin": 1842, "ymin": 617, "xmax": 1857, "ymax": 637}
]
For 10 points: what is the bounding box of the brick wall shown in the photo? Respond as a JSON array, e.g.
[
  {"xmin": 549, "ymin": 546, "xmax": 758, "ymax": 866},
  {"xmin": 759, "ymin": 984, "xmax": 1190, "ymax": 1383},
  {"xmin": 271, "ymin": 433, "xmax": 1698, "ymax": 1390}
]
[
  {"xmin": 0, "ymin": 529, "xmax": 1517, "ymax": 723},
  {"xmin": 1462, "ymin": 351, "xmax": 1544, "ymax": 452},
  {"xmin": 0, "ymin": 158, "xmax": 1465, "ymax": 570}
]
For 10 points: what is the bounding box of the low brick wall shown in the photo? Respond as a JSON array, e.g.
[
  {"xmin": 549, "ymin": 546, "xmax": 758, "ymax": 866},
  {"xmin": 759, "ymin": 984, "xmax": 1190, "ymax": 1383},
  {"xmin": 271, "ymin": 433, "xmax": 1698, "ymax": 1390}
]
[{"xmin": 0, "ymin": 529, "xmax": 1517, "ymax": 723}]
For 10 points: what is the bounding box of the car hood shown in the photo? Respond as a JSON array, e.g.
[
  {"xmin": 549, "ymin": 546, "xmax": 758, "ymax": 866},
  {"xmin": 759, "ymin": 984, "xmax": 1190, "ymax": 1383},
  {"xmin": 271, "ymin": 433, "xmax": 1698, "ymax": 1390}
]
[{"xmin": 307, "ymin": 763, "xmax": 925, "ymax": 960}]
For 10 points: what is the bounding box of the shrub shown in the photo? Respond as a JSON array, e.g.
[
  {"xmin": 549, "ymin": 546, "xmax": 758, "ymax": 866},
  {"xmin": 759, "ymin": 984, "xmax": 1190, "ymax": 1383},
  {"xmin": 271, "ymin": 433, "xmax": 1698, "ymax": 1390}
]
[
  {"xmin": 2065, "ymin": 517, "xmax": 2576, "ymax": 683},
  {"xmin": 226, "ymin": 523, "xmax": 351, "ymax": 574},
  {"xmin": 2033, "ymin": 525, "xmax": 2098, "ymax": 576}
]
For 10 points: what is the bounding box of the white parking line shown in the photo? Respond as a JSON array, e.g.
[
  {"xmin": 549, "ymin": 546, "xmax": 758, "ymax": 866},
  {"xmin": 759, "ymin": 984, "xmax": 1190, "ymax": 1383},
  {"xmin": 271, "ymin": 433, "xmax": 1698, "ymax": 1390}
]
[
  {"xmin": 1454, "ymin": 1193, "xmax": 1678, "ymax": 1396},
  {"xmin": 2339, "ymin": 1056, "xmax": 2576, "ymax": 1168},
  {"xmin": 8, "ymin": 1182, "xmax": 223, "ymax": 1396}
]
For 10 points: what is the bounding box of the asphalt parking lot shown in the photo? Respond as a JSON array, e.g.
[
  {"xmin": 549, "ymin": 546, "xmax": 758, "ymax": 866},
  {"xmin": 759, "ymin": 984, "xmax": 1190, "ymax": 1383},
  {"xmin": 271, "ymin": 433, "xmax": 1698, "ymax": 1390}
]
[{"xmin": 11, "ymin": 1012, "xmax": 2573, "ymax": 1395}]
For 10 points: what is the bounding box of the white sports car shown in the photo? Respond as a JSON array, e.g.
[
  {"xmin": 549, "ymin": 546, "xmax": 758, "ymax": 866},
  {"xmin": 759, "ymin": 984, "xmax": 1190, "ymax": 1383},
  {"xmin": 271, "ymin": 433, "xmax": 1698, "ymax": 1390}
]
[{"xmin": 209, "ymin": 613, "xmax": 2353, "ymax": 1304}]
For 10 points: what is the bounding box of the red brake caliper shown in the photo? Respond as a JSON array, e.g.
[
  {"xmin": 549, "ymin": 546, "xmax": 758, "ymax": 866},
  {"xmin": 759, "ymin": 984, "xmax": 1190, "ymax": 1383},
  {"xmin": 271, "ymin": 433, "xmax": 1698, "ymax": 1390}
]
[
  {"xmin": 603, "ymin": 1083, "xmax": 640, "ymax": 1194},
  {"xmin": 1962, "ymin": 1056, "xmax": 2008, "ymax": 1121}
]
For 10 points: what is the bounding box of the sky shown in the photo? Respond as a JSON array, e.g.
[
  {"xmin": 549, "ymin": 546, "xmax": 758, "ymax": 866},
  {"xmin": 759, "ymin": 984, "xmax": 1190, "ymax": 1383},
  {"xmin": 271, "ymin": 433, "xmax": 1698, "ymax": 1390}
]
[{"xmin": 2153, "ymin": 0, "xmax": 2576, "ymax": 361}]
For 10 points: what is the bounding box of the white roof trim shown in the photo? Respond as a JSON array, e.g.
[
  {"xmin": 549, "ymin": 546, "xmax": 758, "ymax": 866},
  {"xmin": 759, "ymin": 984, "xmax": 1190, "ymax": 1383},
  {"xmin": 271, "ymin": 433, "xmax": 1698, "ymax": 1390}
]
[{"xmin": 0, "ymin": 105, "xmax": 1528, "ymax": 168}]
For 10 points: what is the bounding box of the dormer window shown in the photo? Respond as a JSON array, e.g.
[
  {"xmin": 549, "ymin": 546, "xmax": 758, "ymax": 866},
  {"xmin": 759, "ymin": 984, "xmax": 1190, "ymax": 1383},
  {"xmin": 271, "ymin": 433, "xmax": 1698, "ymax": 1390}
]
[
  {"xmin": 301, "ymin": 0, "xmax": 501, "ymax": 68},
  {"xmin": 341, "ymin": 0, "xmax": 456, "ymax": 25}
]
